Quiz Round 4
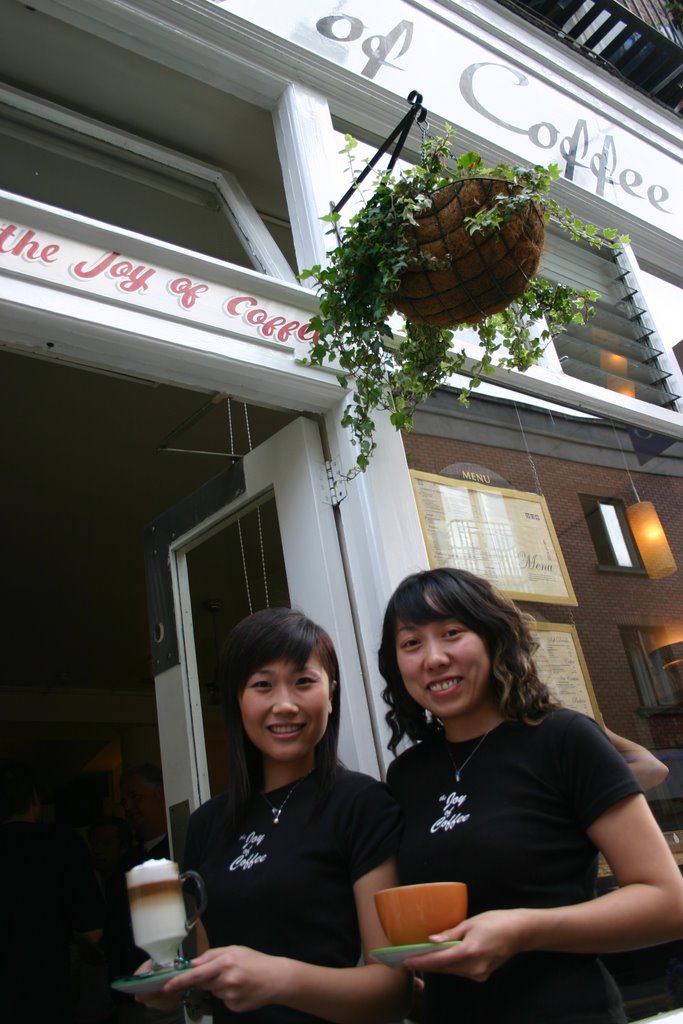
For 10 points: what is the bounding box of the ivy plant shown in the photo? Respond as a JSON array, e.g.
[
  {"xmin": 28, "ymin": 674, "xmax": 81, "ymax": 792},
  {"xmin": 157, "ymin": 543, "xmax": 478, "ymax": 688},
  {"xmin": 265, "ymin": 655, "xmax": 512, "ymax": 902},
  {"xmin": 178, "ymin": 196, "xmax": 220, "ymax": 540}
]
[{"xmin": 300, "ymin": 129, "xmax": 629, "ymax": 477}]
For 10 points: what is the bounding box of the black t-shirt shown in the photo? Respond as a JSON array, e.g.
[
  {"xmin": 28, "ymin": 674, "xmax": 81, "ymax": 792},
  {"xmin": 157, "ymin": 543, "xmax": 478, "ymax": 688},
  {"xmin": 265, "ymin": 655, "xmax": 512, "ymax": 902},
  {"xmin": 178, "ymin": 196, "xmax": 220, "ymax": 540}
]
[
  {"xmin": 387, "ymin": 710, "xmax": 642, "ymax": 1024},
  {"xmin": 183, "ymin": 768, "xmax": 402, "ymax": 1024},
  {"xmin": 0, "ymin": 821, "xmax": 106, "ymax": 1024}
]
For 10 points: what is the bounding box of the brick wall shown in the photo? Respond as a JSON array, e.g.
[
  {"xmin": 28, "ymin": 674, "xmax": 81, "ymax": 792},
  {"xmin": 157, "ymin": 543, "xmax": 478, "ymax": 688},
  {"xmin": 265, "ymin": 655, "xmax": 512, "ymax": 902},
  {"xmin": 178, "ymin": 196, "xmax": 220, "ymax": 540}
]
[{"xmin": 405, "ymin": 431, "xmax": 683, "ymax": 749}]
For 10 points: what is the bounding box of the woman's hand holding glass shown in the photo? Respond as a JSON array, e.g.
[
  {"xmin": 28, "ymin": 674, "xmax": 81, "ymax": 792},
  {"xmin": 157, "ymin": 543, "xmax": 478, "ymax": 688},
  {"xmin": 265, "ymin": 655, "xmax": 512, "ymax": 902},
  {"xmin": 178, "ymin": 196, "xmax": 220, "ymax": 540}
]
[
  {"xmin": 131, "ymin": 959, "xmax": 185, "ymax": 1010},
  {"xmin": 161, "ymin": 946, "xmax": 291, "ymax": 1014}
]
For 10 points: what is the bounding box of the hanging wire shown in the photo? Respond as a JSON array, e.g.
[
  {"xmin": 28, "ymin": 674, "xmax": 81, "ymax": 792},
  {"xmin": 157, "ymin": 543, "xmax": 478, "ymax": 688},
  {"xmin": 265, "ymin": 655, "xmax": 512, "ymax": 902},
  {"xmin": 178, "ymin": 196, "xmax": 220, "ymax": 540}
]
[
  {"xmin": 242, "ymin": 402, "xmax": 270, "ymax": 608},
  {"xmin": 512, "ymin": 403, "xmax": 579, "ymax": 635},
  {"xmin": 610, "ymin": 419, "xmax": 641, "ymax": 502},
  {"xmin": 228, "ymin": 397, "xmax": 253, "ymax": 615},
  {"xmin": 513, "ymin": 401, "xmax": 544, "ymax": 495}
]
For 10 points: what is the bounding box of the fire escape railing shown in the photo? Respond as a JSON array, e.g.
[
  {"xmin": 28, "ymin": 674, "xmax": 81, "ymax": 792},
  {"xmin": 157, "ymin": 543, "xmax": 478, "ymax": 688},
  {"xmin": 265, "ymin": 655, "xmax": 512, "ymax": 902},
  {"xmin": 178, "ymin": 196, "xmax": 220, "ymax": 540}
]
[{"xmin": 495, "ymin": 0, "xmax": 683, "ymax": 112}]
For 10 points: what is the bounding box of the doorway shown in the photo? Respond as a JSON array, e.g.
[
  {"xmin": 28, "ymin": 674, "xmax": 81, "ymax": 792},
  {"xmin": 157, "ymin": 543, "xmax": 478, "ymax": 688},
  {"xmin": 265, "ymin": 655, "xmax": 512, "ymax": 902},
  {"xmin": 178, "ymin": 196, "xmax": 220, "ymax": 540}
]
[
  {"xmin": 186, "ymin": 496, "xmax": 289, "ymax": 797},
  {"xmin": 0, "ymin": 346, "xmax": 296, "ymax": 826},
  {"xmin": 145, "ymin": 413, "xmax": 379, "ymax": 855}
]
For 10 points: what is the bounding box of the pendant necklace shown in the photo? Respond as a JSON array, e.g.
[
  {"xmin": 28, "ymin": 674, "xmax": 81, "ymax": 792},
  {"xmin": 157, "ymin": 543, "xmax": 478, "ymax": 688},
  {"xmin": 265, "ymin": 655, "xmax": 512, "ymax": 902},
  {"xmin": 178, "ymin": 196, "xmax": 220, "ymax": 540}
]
[
  {"xmin": 262, "ymin": 771, "xmax": 311, "ymax": 825},
  {"xmin": 447, "ymin": 730, "xmax": 491, "ymax": 783}
]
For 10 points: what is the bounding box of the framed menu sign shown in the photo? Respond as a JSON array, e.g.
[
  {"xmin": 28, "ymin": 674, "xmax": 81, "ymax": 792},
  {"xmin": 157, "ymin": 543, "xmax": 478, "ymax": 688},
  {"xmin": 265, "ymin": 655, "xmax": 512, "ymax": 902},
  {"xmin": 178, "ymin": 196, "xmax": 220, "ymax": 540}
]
[
  {"xmin": 410, "ymin": 470, "xmax": 577, "ymax": 605},
  {"xmin": 532, "ymin": 622, "xmax": 602, "ymax": 723}
]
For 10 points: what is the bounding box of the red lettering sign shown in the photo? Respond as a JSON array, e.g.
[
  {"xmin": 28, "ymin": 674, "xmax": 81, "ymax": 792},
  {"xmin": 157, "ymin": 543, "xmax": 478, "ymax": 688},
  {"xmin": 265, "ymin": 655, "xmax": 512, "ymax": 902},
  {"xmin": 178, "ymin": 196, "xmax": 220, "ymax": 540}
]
[
  {"xmin": 223, "ymin": 294, "xmax": 318, "ymax": 343},
  {"xmin": 0, "ymin": 224, "xmax": 60, "ymax": 264},
  {"xmin": 168, "ymin": 276, "xmax": 210, "ymax": 310},
  {"xmin": 72, "ymin": 251, "xmax": 156, "ymax": 293},
  {"xmin": 1, "ymin": 226, "xmax": 318, "ymax": 346}
]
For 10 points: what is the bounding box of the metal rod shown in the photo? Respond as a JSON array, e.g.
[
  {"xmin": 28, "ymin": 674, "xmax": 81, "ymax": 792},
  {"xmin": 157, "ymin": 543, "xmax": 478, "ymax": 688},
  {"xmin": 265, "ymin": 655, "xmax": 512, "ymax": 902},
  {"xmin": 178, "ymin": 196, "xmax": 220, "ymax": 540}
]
[{"xmin": 156, "ymin": 446, "xmax": 242, "ymax": 458}]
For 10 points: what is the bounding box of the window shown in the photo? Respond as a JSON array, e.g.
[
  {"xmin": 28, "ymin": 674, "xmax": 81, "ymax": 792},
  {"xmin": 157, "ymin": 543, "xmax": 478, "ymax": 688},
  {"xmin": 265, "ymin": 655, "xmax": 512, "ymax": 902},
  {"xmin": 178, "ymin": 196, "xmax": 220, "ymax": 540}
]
[
  {"xmin": 541, "ymin": 229, "xmax": 678, "ymax": 409},
  {"xmin": 0, "ymin": 87, "xmax": 296, "ymax": 278},
  {"xmin": 621, "ymin": 625, "xmax": 683, "ymax": 709},
  {"xmin": 580, "ymin": 495, "xmax": 644, "ymax": 570}
]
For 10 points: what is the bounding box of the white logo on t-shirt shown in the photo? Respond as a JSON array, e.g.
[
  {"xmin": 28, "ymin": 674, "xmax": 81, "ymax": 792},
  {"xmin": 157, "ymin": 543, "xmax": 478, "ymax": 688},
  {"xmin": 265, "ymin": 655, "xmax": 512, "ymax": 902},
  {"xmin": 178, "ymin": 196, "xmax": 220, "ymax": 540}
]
[
  {"xmin": 229, "ymin": 830, "xmax": 268, "ymax": 871},
  {"xmin": 430, "ymin": 791, "xmax": 470, "ymax": 833}
]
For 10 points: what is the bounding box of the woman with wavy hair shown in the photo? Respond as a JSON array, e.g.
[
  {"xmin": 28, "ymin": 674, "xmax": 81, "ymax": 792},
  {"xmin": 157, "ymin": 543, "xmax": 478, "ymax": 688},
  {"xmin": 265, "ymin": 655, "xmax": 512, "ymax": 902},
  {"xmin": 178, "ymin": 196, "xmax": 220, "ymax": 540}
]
[{"xmin": 379, "ymin": 567, "xmax": 683, "ymax": 1024}]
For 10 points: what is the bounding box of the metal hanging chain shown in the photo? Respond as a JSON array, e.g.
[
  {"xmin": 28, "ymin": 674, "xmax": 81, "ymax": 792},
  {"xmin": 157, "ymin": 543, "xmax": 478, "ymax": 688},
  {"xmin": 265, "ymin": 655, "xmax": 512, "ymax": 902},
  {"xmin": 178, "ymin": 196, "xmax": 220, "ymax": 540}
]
[
  {"xmin": 242, "ymin": 402, "xmax": 270, "ymax": 608},
  {"xmin": 332, "ymin": 90, "xmax": 428, "ymax": 216},
  {"xmin": 228, "ymin": 397, "xmax": 253, "ymax": 615},
  {"xmin": 237, "ymin": 523, "xmax": 252, "ymax": 616},
  {"xmin": 227, "ymin": 394, "xmax": 236, "ymax": 456}
]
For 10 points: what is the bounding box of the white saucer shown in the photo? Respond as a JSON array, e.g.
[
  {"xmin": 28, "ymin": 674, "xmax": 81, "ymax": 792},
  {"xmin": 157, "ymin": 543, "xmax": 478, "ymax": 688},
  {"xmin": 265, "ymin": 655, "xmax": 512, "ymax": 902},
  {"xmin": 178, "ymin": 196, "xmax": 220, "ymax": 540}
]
[
  {"xmin": 369, "ymin": 940, "xmax": 461, "ymax": 966},
  {"xmin": 111, "ymin": 962, "xmax": 192, "ymax": 995}
]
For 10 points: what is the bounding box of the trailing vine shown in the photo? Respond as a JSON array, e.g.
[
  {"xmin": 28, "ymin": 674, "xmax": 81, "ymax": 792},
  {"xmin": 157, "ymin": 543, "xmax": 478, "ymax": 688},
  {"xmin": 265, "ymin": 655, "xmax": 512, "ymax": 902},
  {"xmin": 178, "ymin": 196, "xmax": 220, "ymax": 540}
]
[{"xmin": 300, "ymin": 129, "xmax": 629, "ymax": 477}]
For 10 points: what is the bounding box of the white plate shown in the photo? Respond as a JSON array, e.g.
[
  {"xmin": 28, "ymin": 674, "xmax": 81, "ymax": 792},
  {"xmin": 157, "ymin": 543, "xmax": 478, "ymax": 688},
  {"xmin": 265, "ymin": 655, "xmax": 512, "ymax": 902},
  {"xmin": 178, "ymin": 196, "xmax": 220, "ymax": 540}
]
[
  {"xmin": 369, "ymin": 940, "xmax": 461, "ymax": 966},
  {"xmin": 111, "ymin": 963, "xmax": 192, "ymax": 995}
]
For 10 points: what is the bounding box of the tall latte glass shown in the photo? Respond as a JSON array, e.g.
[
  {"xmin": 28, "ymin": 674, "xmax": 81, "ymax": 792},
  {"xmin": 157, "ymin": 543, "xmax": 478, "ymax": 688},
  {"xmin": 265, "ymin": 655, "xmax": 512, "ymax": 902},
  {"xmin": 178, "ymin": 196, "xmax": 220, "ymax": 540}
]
[{"xmin": 126, "ymin": 858, "xmax": 207, "ymax": 970}]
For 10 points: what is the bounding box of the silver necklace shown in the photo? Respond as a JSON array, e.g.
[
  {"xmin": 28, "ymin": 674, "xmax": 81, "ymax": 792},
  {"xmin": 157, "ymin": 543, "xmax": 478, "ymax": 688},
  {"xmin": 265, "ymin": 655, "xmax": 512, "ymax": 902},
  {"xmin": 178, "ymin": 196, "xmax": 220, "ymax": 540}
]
[
  {"xmin": 262, "ymin": 772, "xmax": 311, "ymax": 825},
  {"xmin": 446, "ymin": 730, "xmax": 491, "ymax": 782}
]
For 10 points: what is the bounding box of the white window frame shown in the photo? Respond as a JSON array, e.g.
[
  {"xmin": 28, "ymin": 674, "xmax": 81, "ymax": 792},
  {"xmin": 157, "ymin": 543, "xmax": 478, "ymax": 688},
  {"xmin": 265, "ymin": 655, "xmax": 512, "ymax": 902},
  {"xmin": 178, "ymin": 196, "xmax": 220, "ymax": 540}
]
[
  {"xmin": 0, "ymin": 82, "xmax": 296, "ymax": 283},
  {"xmin": 540, "ymin": 227, "xmax": 679, "ymax": 410}
]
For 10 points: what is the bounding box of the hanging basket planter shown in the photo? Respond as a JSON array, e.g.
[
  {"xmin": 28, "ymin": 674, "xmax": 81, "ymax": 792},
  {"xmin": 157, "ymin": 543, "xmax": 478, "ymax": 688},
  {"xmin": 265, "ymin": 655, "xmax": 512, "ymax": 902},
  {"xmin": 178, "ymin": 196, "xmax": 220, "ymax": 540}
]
[
  {"xmin": 393, "ymin": 178, "xmax": 546, "ymax": 328},
  {"xmin": 301, "ymin": 97, "xmax": 629, "ymax": 479}
]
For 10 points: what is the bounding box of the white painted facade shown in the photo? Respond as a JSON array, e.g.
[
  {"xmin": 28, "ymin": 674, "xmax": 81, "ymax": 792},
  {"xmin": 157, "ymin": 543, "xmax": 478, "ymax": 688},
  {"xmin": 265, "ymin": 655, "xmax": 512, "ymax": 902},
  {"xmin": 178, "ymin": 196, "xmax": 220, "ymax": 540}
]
[
  {"xmin": 3, "ymin": 0, "xmax": 681, "ymax": 774},
  {"xmin": 1, "ymin": 6, "xmax": 682, "ymax": 1013}
]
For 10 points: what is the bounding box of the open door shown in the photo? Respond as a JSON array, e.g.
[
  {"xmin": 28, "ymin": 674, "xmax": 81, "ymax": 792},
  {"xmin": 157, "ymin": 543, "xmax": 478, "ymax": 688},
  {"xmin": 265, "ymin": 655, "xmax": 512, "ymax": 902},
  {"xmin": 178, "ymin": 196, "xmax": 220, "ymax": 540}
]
[{"xmin": 143, "ymin": 416, "xmax": 378, "ymax": 859}]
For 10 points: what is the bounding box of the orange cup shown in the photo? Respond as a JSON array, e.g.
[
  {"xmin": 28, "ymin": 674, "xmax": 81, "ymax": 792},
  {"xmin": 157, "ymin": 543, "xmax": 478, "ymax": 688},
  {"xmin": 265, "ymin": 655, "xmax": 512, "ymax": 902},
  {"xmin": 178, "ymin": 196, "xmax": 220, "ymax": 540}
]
[{"xmin": 374, "ymin": 882, "xmax": 468, "ymax": 946}]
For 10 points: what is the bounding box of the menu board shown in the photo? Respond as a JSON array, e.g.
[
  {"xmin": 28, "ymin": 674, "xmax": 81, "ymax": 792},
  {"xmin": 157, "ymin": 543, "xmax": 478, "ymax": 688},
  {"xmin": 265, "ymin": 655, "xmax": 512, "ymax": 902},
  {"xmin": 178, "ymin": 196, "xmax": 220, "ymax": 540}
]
[
  {"xmin": 411, "ymin": 471, "xmax": 577, "ymax": 605},
  {"xmin": 532, "ymin": 623, "xmax": 602, "ymax": 723}
]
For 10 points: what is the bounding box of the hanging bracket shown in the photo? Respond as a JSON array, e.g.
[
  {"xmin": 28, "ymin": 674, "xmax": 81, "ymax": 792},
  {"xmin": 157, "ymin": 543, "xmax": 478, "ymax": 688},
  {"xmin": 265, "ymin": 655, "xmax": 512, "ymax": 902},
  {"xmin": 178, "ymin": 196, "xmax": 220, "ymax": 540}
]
[{"xmin": 332, "ymin": 90, "xmax": 428, "ymax": 216}]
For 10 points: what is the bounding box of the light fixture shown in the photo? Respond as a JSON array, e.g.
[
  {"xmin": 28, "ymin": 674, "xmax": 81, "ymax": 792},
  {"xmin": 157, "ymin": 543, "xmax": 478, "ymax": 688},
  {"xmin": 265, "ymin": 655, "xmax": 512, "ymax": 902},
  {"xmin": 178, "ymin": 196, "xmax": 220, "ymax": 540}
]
[
  {"xmin": 625, "ymin": 500, "xmax": 677, "ymax": 579},
  {"xmin": 612, "ymin": 419, "xmax": 677, "ymax": 581},
  {"xmin": 658, "ymin": 642, "xmax": 683, "ymax": 670},
  {"xmin": 645, "ymin": 628, "xmax": 683, "ymax": 705}
]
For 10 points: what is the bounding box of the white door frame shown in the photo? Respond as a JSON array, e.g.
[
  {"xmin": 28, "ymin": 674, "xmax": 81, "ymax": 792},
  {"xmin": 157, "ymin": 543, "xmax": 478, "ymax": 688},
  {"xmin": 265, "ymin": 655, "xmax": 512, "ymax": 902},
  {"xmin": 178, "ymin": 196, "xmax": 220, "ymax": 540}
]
[{"xmin": 144, "ymin": 416, "xmax": 382, "ymax": 855}]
